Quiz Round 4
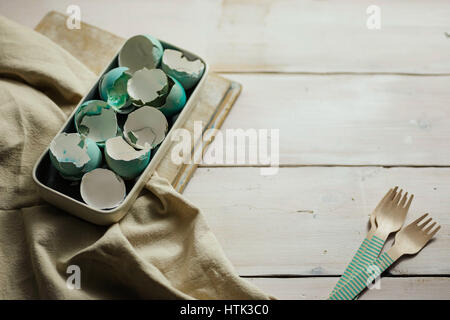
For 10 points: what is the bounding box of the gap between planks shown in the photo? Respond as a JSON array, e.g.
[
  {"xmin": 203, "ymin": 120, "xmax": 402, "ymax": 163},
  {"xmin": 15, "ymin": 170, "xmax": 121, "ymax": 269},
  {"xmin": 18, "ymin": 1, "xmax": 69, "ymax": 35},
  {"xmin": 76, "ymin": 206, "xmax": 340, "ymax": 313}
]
[
  {"xmin": 218, "ymin": 71, "xmax": 450, "ymax": 76},
  {"xmin": 183, "ymin": 166, "xmax": 450, "ymax": 276},
  {"xmin": 4, "ymin": 0, "xmax": 450, "ymax": 73},
  {"xmin": 245, "ymin": 277, "xmax": 450, "ymax": 300},
  {"xmin": 198, "ymin": 164, "xmax": 450, "ymax": 168},
  {"xmin": 199, "ymin": 73, "xmax": 450, "ymax": 166},
  {"xmin": 241, "ymin": 274, "xmax": 450, "ymax": 278}
]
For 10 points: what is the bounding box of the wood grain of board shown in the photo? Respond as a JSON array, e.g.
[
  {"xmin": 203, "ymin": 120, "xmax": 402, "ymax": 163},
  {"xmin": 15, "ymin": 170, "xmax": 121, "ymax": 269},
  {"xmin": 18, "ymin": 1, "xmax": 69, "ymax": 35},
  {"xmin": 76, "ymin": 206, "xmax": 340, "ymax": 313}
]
[
  {"xmin": 2, "ymin": 0, "xmax": 450, "ymax": 73},
  {"xmin": 246, "ymin": 277, "xmax": 450, "ymax": 300},
  {"xmin": 201, "ymin": 73, "xmax": 450, "ymax": 166},
  {"xmin": 184, "ymin": 167, "xmax": 450, "ymax": 276}
]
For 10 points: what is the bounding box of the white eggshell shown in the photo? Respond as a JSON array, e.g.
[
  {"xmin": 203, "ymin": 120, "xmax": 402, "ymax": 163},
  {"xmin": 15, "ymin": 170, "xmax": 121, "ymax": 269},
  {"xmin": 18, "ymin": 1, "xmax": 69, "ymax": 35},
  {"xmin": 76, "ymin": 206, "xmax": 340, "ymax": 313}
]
[
  {"xmin": 123, "ymin": 106, "xmax": 168, "ymax": 150},
  {"xmin": 49, "ymin": 133, "xmax": 102, "ymax": 180},
  {"xmin": 161, "ymin": 49, "xmax": 205, "ymax": 90},
  {"xmin": 118, "ymin": 35, "xmax": 163, "ymax": 74},
  {"xmin": 105, "ymin": 136, "xmax": 151, "ymax": 179},
  {"xmin": 51, "ymin": 133, "xmax": 91, "ymax": 167},
  {"xmin": 75, "ymin": 100, "xmax": 118, "ymax": 146},
  {"xmin": 127, "ymin": 68, "xmax": 169, "ymax": 107},
  {"xmin": 80, "ymin": 168, "xmax": 126, "ymax": 210}
]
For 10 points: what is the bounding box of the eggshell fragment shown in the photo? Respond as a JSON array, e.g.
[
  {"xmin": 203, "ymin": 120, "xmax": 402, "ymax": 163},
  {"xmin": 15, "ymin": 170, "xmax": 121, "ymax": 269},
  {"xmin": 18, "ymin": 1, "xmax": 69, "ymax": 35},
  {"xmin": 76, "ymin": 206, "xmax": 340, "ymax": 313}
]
[
  {"xmin": 49, "ymin": 133, "xmax": 102, "ymax": 180},
  {"xmin": 105, "ymin": 136, "xmax": 151, "ymax": 179},
  {"xmin": 127, "ymin": 68, "xmax": 169, "ymax": 107},
  {"xmin": 158, "ymin": 76, "xmax": 186, "ymax": 118},
  {"xmin": 99, "ymin": 67, "xmax": 132, "ymax": 111},
  {"xmin": 80, "ymin": 168, "xmax": 126, "ymax": 210},
  {"xmin": 161, "ymin": 49, "xmax": 205, "ymax": 90},
  {"xmin": 74, "ymin": 100, "xmax": 118, "ymax": 147},
  {"xmin": 118, "ymin": 35, "xmax": 163, "ymax": 74},
  {"xmin": 123, "ymin": 106, "xmax": 168, "ymax": 150}
]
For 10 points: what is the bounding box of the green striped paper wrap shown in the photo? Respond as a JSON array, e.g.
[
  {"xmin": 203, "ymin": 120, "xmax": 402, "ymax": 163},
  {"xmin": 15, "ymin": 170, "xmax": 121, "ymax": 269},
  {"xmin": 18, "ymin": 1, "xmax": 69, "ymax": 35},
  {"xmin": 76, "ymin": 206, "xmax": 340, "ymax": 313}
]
[
  {"xmin": 330, "ymin": 235, "xmax": 385, "ymax": 298},
  {"xmin": 329, "ymin": 251, "xmax": 394, "ymax": 300}
]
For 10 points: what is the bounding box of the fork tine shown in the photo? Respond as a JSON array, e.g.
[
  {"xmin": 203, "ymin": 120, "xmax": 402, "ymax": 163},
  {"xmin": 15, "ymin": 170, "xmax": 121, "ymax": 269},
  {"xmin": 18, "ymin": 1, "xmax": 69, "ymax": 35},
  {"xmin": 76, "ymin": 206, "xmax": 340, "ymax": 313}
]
[
  {"xmin": 375, "ymin": 188, "xmax": 393, "ymax": 210},
  {"xmin": 413, "ymin": 213, "xmax": 429, "ymax": 225},
  {"xmin": 392, "ymin": 189, "xmax": 403, "ymax": 205},
  {"xmin": 429, "ymin": 225, "xmax": 441, "ymax": 238},
  {"xmin": 404, "ymin": 194, "xmax": 414, "ymax": 210},
  {"xmin": 399, "ymin": 192, "xmax": 408, "ymax": 207},
  {"xmin": 384, "ymin": 188, "xmax": 393, "ymax": 198},
  {"xmin": 424, "ymin": 222, "xmax": 437, "ymax": 234},
  {"xmin": 389, "ymin": 186, "xmax": 399, "ymax": 200},
  {"xmin": 419, "ymin": 218, "xmax": 433, "ymax": 229}
]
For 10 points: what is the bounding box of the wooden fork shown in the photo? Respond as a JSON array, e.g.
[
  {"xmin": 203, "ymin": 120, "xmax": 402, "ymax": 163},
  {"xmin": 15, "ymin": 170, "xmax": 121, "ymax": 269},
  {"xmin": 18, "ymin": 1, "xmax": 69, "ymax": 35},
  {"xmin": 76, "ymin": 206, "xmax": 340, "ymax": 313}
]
[
  {"xmin": 357, "ymin": 189, "xmax": 414, "ymax": 271},
  {"xmin": 330, "ymin": 187, "xmax": 411, "ymax": 295},
  {"xmin": 355, "ymin": 189, "xmax": 414, "ymax": 271},
  {"xmin": 330, "ymin": 213, "xmax": 440, "ymax": 300}
]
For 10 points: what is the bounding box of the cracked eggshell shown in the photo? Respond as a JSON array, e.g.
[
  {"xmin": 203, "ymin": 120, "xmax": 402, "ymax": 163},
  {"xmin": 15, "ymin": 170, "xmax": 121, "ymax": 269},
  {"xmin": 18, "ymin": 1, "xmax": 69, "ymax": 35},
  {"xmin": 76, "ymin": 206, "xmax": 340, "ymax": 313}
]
[
  {"xmin": 158, "ymin": 76, "xmax": 186, "ymax": 118},
  {"xmin": 161, "ymin": 49, "xmax": 205, "ymax": 90},
  {"xmin": 123, "ymin": 106, "xmax": 168, "ymax": 150},
  {"xmin": 118, "ymin": 35, "xmax": 163, "ymax": 74},
  {"xmin": 127, "ymin": 68, "xmax": 170, "ymax": 107},
  {"xmin": 74, "ymin": 100, "xmax": 119, "ymax": 147},
  {"xmin": 99, "ymin": 67, "xmax": 133, "ymax": 112},
  {"xmin": 49, "ymin": 133, "xmax": 102, "ymax": 180},
  {"xmin": 80, "ymin": 168, "xmax": 126, "ymax": 210},
  {"xmin": 105, "ymin": 136, "xmax": 151, "ymax": 179}
]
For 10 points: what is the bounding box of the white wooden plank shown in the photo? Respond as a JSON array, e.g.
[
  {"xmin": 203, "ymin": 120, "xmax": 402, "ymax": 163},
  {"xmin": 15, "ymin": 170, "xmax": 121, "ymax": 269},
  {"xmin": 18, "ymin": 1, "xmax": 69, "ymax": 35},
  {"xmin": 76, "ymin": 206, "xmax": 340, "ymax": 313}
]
[
  {"xmin": 247, "ymin": 277, "xmax": 450, "ymax": 300},
  {"xmin": 200, "ymin": 74, "xmax": 450, "ymax": 166},
  {"xmin": 210, "ymin": 0, "xmax": 450, "ymax": 73},
  {"xmin": 2, "ymin": 0, "xmax": 450, "ymax": 73},
  {"xmin": 183, "ymin": 167, "xmax": 450, "ymax": 276},
  {"xmin": 0, "ymin": 0, "xmax": 220, "ymax": 62}
]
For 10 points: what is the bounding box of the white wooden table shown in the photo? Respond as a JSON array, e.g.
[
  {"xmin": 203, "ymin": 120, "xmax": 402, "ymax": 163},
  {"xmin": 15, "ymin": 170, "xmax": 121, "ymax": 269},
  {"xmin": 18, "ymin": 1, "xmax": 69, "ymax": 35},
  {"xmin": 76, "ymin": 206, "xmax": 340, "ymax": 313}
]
[{"xmin": 2, "ymin": 0, "xmax": 449, "ymax": 299}]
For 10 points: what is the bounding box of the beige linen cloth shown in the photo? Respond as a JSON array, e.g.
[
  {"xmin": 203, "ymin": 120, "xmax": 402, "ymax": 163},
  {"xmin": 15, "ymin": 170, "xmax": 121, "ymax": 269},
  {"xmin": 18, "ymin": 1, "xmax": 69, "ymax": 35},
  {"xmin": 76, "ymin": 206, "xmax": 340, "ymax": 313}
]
[{"xmin": 0, "ymin": 16, "xmax": 269, "ymax": 300}]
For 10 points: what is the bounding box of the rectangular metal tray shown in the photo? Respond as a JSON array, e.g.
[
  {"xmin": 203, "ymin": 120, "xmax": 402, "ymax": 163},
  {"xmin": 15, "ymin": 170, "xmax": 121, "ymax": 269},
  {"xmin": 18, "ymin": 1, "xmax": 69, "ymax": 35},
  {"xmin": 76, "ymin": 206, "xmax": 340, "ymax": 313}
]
[{"xmin": 32, "ymin": 39, "xmax": 209, "ymax": 225}]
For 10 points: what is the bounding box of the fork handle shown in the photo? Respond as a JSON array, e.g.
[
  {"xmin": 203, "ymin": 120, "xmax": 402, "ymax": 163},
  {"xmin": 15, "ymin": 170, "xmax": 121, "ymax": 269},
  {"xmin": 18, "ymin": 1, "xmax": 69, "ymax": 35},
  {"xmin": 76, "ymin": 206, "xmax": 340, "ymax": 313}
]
[
  {"xmin": 355, "ymin": 235, "xmax": 386, "ymax": 271},
  {"xmin": 329, "ymin": 251, "xmax": 395, "ymax": 300},
  {"xmin": 329, "ymin": 237, "xmax": 369, "ymax": 296},
  {"xmin": 329, "ymin": 235, "xmax": 385, "ymax": 297}
]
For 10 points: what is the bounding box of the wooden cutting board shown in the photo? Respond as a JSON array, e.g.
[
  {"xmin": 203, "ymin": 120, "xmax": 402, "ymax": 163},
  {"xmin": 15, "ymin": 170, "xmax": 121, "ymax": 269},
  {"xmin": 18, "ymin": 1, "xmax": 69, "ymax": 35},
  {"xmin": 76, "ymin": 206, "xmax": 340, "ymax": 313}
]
[{"xmin": 35, "ymin": 11, "xmax": 241, "ymax": 193}]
